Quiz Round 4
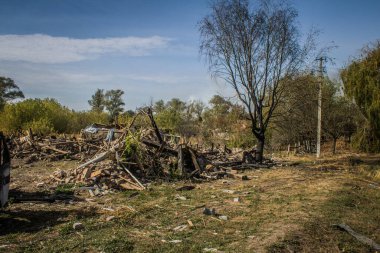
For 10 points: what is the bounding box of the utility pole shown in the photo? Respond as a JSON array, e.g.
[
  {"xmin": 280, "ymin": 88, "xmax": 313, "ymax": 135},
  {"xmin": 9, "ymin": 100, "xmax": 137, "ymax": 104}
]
[{"xmin": 316, "ymin": 57, "xmax": 326, "ymax": 158}]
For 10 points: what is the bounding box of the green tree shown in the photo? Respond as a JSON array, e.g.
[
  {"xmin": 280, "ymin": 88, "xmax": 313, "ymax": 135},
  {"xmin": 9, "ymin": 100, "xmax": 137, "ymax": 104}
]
[
  {"xmin": 155, "ymin": 98, "xmax": 186, "ymax": 134},
  {"xmin": 271, "ymin": 74, "xmax": 319, "ymax": 151},
  {"xmin": 341, "ymin": 41, "xmax": 380, "ymax": 152},
  {"xmin": 153, "ymin": 100, "xmax": 166, "ymax": 114},
  {"xmin": 88, "ymin": 89, "xmax": 105, "ymax": 112},
  {"xmin": 322, "ymin": 96, "xmax": 357, "ymax": 154},
  {"xmin": 105, "ymin": 89, "xmax": 125, "ymax": 122},
  {"xmin": 0, "ymin": 77, "xmax": 24, "ymax": 110},
  {"xmin": 187, "ymin": 100, "xmax": 205, "ymax": 122},
  {"xmin": 272, "ymin": 75, "xmax": 358, "ymax": 154},
  {"xmin": 202, "ymin": 95, "xmax": 254, "ymax": 148},
  {"xmin": 199, "ymin": 0, "xmax": 312, "ymax": 162}
]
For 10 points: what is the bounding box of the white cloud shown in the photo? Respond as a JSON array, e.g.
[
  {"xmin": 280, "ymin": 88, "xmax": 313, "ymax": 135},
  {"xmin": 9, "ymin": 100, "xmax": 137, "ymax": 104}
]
[{"xmin": 0, "ymin": 34, "xmax": 171, "ymax": 64}]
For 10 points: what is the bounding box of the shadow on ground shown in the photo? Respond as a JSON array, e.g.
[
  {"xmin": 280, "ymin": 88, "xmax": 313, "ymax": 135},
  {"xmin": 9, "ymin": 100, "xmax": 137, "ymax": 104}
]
[
  {"xmin": 0, "ymin": 189, "xmax": 91, "ymax": 236},
  {"xmin": 267, "ymin": 176, "xmax": 380, "ymax": 253}
]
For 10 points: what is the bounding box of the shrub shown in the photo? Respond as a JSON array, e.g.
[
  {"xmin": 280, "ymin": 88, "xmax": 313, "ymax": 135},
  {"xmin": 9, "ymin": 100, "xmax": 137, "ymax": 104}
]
[{"xmin": 0, "ymin": 98, "xmax": 109, "ymax": 134}]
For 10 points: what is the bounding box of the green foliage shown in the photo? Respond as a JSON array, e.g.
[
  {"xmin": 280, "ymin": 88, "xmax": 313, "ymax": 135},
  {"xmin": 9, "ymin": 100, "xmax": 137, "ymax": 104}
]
[
  {"xmin": 352, "ymin": 125, "xmax": 380, "ymax": 153},
  {"xmin": 123, "ymin": 131, "xmax": 141, "ymax": 159},
  {"xmin": 25, "ymin": 118, "xmax": 54, "ymax": 135},
  {"xmin": 341, "ymin": 41, "xmax": 380, "ymax": 152},
  {"xmin": 227, "ymin": 127, "xmax": 256, "ymax": 148},
  {"xmin": 154, "ymin": 98, "xmax": 187, "ymax": 134},
  {"xmin": 55, "ymin": 183, "xmax": 75, "ymax": 195},
  {"xmin": 88, "ymin": 88, "xmax": 126, "ymax": 122},
  {"xmin": 0, "ymin": 98, "xmax": 108, "ymax": 134},
  {"xmin": 152, "ymin": 95, "xmax": 254, "ymax": 149},
  {"xmin": 88, "ymin": 88, "xmax": 105, "ymax": 112},
  {"xmin": 0, "ymin": 76, "xmax": 24, "ymax": 110},
  {"xmin": 271, "ymin": 74, "xmax": 360, "ymax": 153},
  {"xmin": 105, "ymin": 89, "xmax": 125, "ymax": 122},
  {"xmin": 201, "ymin": 95, "xmax": 250, "ymax": 147}
]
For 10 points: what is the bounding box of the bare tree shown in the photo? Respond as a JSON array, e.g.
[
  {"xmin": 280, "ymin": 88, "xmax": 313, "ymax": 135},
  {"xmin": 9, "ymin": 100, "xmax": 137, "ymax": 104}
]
[{"xmin": 199, "ymin": 0, "xmax": 311, "ymax": 162}]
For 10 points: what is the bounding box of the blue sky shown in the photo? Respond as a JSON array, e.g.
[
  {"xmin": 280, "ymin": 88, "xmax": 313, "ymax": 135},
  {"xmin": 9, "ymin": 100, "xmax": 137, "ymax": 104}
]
[{"xmin": 0, "ymin": 0, "xmax": 379, "ymax": 110}]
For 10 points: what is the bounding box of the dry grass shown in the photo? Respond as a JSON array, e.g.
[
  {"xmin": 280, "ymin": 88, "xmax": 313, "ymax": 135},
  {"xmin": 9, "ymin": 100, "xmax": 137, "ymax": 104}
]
[{"xmin": 0, "ymin": 153, "xmax": 379, "ymax": 252}]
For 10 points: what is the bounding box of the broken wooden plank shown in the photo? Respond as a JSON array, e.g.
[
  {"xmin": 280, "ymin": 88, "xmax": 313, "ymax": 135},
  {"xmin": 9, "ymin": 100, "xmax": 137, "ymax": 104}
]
[
  {"xmin": 78, "ymin": 150, "xmax": 110, "ymax": 169},
  {"xmin": 120, "ymin": 182, "xmax": 143, "ymax": 191},
  {"xmin": 37, "ymin": 143, "xmax": 70, "ymax": 155},
  {"xmin": 90, "ymin": 169, "xmax": 103, "ymax": 178},
  {"xmin": 189, "ymin": 148, "xmax": 201, "ymax": 172},
  {"xmin": 118, "ymin": 176, "xmax": 143, "ymax": 190},
  {"xmin": 81, "ymin": 167, "xmax": 92, "ymax": 180},
  {"xmin": 118, "ymin": 163, "xmax": 145, "ymax": 190}
]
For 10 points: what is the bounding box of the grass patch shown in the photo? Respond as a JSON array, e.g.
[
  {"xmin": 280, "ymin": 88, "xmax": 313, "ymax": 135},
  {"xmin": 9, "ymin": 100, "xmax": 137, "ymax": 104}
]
[
  {"xmin": 267, "ymin": 177, "xmax": 380, "ymax": 252},
  {"xmin": 55, "ymin": 183, "xmax": 75, "ymax": 195}
]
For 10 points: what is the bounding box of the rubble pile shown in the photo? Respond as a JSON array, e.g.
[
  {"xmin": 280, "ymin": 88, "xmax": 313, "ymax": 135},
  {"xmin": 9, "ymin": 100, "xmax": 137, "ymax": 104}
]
[
  {"xmin": 9, "ymin": 132, "xmax": 108, "ymax": 163},
  {"xmin": 49, "ymin": 160, "xmax": 144, "ymax": 195},
  {"xmin": 10, "ymin": 108, "xmax": 276, "ymax": 194}
]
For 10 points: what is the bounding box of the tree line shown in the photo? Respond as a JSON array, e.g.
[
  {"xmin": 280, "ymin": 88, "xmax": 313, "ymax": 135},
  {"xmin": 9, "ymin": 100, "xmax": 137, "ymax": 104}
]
[{"xmin": 0, "ymin": 75, "xmax": 364, "ymax": 155}]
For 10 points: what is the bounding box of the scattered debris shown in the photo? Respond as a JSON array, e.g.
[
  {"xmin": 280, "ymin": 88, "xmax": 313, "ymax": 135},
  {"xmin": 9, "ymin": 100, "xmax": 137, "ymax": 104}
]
[
  {"xmin": 102, "ymin": 207, "xmax": 115, "ymax": 212},
  {"xmin": 168, "ymin": 240, "xmax": 182, "ymax": 244},
  {"xmin": 72, "ymin": 222, "xmax": 84, "ymax": 231},
  {"xmin": 203, "ymin": 248, "xmax": 221, "ymax": 252},
  {"xmin": 233, "ymin": 197, "xmax": 240, "ymax": 203},
  {"xmin": 203, "ymin": 207, "xmax": 216, "ymax": 216},
  {"xmin": 218, "ymin": 215, "xmax": 228, "ymax": 221},
  {"xmin": 176, "ymin": 185, "xmax": 196, "ymax": 191},
  {"xmin": 36, "ymin": 182, "xmax": 44, "ymax": 187},
  {"xmin": 175, "ymin": 194, "xmax": 187, "ymax": 201},
  {"xmin": 369, "ymin": 183, "xmax": 380, "ymax": 189},
  {"xmin": 106, "ymin": 216, "xmax": 115, "ymax": 222},
  {"xmin": 173, "ymin": 225, "xmax": 188, "ymax": 232},
  {"xmin": 222, "ymin": 189, "xmax": 235, "ymax": 194}
]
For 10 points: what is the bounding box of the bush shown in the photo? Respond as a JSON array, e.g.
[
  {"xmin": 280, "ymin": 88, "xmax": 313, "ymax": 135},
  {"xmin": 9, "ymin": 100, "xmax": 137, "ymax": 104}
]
[{"xmin": 0, "ymin": 98, "xmax": 109, "ymax": 134}]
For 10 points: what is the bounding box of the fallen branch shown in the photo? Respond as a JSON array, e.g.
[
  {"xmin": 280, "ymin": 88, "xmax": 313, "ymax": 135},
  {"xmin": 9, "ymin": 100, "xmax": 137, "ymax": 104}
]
[{"xmin": 334, "ymin": 223, "xmax": 380, "ymax": 251}]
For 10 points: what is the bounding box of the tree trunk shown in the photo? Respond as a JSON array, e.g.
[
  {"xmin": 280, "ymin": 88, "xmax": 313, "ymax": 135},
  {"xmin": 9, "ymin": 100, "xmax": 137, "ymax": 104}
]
[
  {"xmin": 332, "ymin": 137, "xmax": 337, "ymax": 155},
  {"xmin": 255, "ymin": 136, "xmax": 265, "ymax": 163}
]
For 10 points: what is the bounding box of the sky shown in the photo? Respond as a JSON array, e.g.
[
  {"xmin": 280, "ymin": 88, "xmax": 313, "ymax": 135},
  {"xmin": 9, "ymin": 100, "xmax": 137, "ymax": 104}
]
[{"xmin": 0, "ymin": 0, "xmax": 379, "ymax": 110}]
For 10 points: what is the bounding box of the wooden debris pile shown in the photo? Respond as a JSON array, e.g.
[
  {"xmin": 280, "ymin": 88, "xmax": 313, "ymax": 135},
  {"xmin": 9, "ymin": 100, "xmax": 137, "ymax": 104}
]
[
  {"xmin": 48, "ymin": 160, "xmax": 144, "ymax": 196},
  {"xmin": 17, "ymin": 108, "xmax": 276, "ymax": 194},
  {"xmin": 8, "ymin": 129, "xmax": 109, "ymax": 163}
]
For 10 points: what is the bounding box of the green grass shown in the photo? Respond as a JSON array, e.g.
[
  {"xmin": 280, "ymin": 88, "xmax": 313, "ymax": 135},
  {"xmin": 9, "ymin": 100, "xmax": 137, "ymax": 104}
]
[{"xmin": 55, "ymin": 183, "xmax": 76, "ymax": 195}]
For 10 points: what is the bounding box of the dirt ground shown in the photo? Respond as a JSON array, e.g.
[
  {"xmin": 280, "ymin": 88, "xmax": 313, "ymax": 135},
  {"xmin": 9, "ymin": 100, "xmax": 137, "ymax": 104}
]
[{"xmin": 0, "ymin": 153, "xmax": 379, "ymax": 253}]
